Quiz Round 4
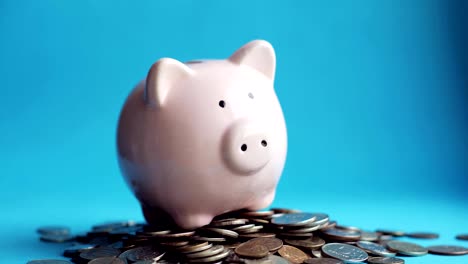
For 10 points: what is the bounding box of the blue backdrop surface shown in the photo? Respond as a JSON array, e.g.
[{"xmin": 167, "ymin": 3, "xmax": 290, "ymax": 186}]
[{"xmin": 1, "ymin": 0, "xmax": 467, "ymax": 263}]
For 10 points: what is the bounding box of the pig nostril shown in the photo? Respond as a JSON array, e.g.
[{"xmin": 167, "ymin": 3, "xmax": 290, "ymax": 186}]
[
  {"xmin": 261, "ymin": 140, "xmax": 267, "ymax": 147},
  {"xmin": 241, "ymin": 144, "xmax": 247, "ymax": 152}
]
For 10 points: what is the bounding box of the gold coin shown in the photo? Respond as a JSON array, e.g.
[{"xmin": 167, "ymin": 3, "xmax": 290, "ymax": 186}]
[
  {"xmin": 278, "ymin": 245, "xmax": 308, "ymax": 264},
  {"xmin": 235, "ymin": 242, "xmax": 269, "ymax": 259}
]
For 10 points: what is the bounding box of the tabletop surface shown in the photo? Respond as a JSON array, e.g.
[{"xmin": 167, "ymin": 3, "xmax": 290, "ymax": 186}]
[{"xmin": 3, "ymin": 194, "xmax": 467, "ymax": 263}]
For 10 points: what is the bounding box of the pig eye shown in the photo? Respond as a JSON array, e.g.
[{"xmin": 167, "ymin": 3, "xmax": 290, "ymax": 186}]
[
  {"xmin": 219, "ymin": 100, "xmax": 226, "ymax": 108},
  {"xmin": 248, "ymin": 92, "xmax": 254, "ymax": 99}
]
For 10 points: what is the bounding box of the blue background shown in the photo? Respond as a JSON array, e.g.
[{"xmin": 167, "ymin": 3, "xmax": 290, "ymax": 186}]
[{"xmin": 1, "ymin": 0, "xmax": 467, "ymax": 263}]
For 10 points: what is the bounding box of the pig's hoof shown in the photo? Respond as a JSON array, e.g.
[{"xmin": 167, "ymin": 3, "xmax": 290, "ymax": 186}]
[
  {"xmin": 142, "ymin": 205, "xmax": 214, "ymax": 229},
  {"xmin": 247, "ymin": 191, "xmax": 276, "ymax": 211},
  {"xmin": 173, "ymin": 213, "xmax": 214, "ymax": 230}
]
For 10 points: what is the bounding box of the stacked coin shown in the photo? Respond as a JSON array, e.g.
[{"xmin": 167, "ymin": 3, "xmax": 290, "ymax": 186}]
[{"xmin": 30, "ymin": 209, "xmax": 468, "ymax": 264}]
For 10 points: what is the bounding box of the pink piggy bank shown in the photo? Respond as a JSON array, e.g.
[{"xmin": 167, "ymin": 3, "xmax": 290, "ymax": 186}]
[{"xmin": 117, "ymin": 40, "xmax": 287, "ymax": 229}]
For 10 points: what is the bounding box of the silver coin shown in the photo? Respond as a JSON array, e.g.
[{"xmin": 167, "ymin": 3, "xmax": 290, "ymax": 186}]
[
  {"xmin": 239, "ymin": 233, "xmax": 276, "ymax": 239},
  {"xmin": 356, "ymin": 241, "xmax": 396, "ymax": 257},
  {"xmin": 232, "ymin": 224, "xmax": 255, "ymax": 231},
  {"xmin": 117, "ymin": 248, "xmax": 133, "ymax": 264},
  {"xmin": 178, "ymin": 242, "xmax": 213, "ymax": 254},
  {"xmin": 192, "ymin": 236, "xmax": 226, "ymax": 242},
  {"xmin": 109, "ymin": 226, "xmax": 140, "ymax": 237},
  {"xmin": 304, "ymin": 258, "xmax": 345, "ymax": 264},
  {"xmin": 210, "ymin": 218, "xmax": 236, "ymax": 223},
  {"xmin": 285, "ymin": 224, "xmax": 321, "ymax": 233},
  {"xmin": 271, "ymin": 213, "xmax": 317, "ymax": 226},
  {"xmin": 311, "ymin": 249, "xmax": 322, "ymax": 258},
  {"xmin": 137, "ymin": 230, "xmax": 171, "ymax": 236},
  {"xmin": 367, "ymin": 256, "xmax": 405, "ymax": 264},
  {"xmin": 224, "ymin": 250, "xmax": 244, "ymax": 263},
  {"xmin": 427, "ymin": 245, "xmax": 468, "ymax": 255},
  {"xmin": 132, "ymin": 260, "xmax": 158, "ymax": 264},
  {"xmin": 37, "ymin": 226, "xmax": 71, "ymax": 236},
  {"xmin": 321, "ymin": 228, "xmax": 361, "ymax": 242},
  {"xmin": 268, "ymin": 255, "xmax": 290, "ymax": 264},
  {"xmin": 336, "ymin": 225, "xmax": 361, "ymax": 232},
  {"xmin": 321, "ymin": 243, "xmax": 368, "ymax": 263},
  {"xmin": 63, "ymin": 244, "xmax": 96, "ymax": 256},
  {"xmin": 250, "ymin": 219, "xmax": 270, "ymax": 224},
  {"xmin": 93, "ymin": 221, "xmax": 136, "ymax": 231},
  {"xmin": 386, "ymin": 240, "xmax": 427, "ymax": 256},
  {"xmin": 406, "ymin": 232, "xmax": 439, "ymax": 239},
  {"xmin": 243, "ymin": 257, "xmax": 273, "ymax": 264},
  {"xmin": 186, "ymin": 245, "xmax": 225, "ymax": 259},
  {"xmin": 210, "ymin": 219, "xmax": 248, "ymax": 227},
  {"xmin": 360, "ymin": 231, "xmax": 379, "ymax": 242},
  {"xmin": 80, "ymin": 247, "xmax": 121, "ymax": 261},
  {"xmin": 376, "ymin": 229, "xmax": 405, "ymax": 237},
  {"xmin": 307, "ymin": 213, "xmax": 330, "ymax": 226},
  {"xmin": 160, "ymin": 240, "xmax": 190, "ymax": 247},
  {"xmin": 187, "ymin": 249, "xmax": 230, "ymax": 263},
  {"xmin": 237, "ymin": 225, "xmax": 264, "ymax": 234},
  {"xmin": 126, "ymin": 246, "xmax": 165, "ymax": 262},
  {"xmin": 270, "ymin": 213, "xmax": 285, "ymax": 219},
  {"xmin": 87, "ymin": 236, "xmax": 111, "ymax": 246},
  {"xmin": 279, "ymin": 232, "xmax": 314, "ymax": 238},
  {"xmin": 151, "ymin": 230, "xmax": 195, "ymax": 238},
  {"xmin": 88, "ymin": 257, "xmax": 126, "ymax": 264},
  {"xmin": 378, "ymin": 235, "xmax": 394, "ymax": 242},
  {"xmin": 456, "ymin": 234, "xmax": 468, "ymax": 241},
  {"xmin": 222, "ymin": 242, "xmax": 242, "ymax": 250},
  {"xmin": 201, "ymin": 228, "xmax": 239, "ymax": 238},
  {"xmin": 285, "ymin": 237, "xmax": 325, "ymax": 249},
  {"xmin": 320, "ymin": 220, "xmax": 337, "ymax": 230}
]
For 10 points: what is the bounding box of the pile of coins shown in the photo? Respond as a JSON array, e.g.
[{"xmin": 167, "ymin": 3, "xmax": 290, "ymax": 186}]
[{"xmin": 30, "ymin": 209, "xmax": 468, "ymax": 264}]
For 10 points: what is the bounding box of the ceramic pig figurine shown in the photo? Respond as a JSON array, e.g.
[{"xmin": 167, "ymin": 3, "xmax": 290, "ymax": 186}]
[{"xmin": 117, "ymin": 40, "xmax": 287, "ymax": 229}]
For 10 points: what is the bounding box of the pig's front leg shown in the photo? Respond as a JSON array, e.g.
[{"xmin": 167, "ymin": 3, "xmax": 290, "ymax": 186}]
[
  {"xmin": 142, "ymin": 204, "xmax": 214, "ymax": 230},
  {"xmin": 247, "ymin": 189, "xmax": 276, "ymax": 211}
]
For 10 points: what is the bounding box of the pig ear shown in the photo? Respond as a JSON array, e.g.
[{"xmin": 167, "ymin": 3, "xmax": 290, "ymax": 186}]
[
  {"xmin": 145, "ymin": 58, "xmax": 194, "ymax": 108},
  {"xmin": 228, "ymin": 40, "xmax": 276, "ymax": 80}
]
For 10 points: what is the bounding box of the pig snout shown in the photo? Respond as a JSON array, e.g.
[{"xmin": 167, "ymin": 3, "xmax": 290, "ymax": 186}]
[{"xmin": 222, "ymin": 119, "xmax": 271, "ymax": 175}]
